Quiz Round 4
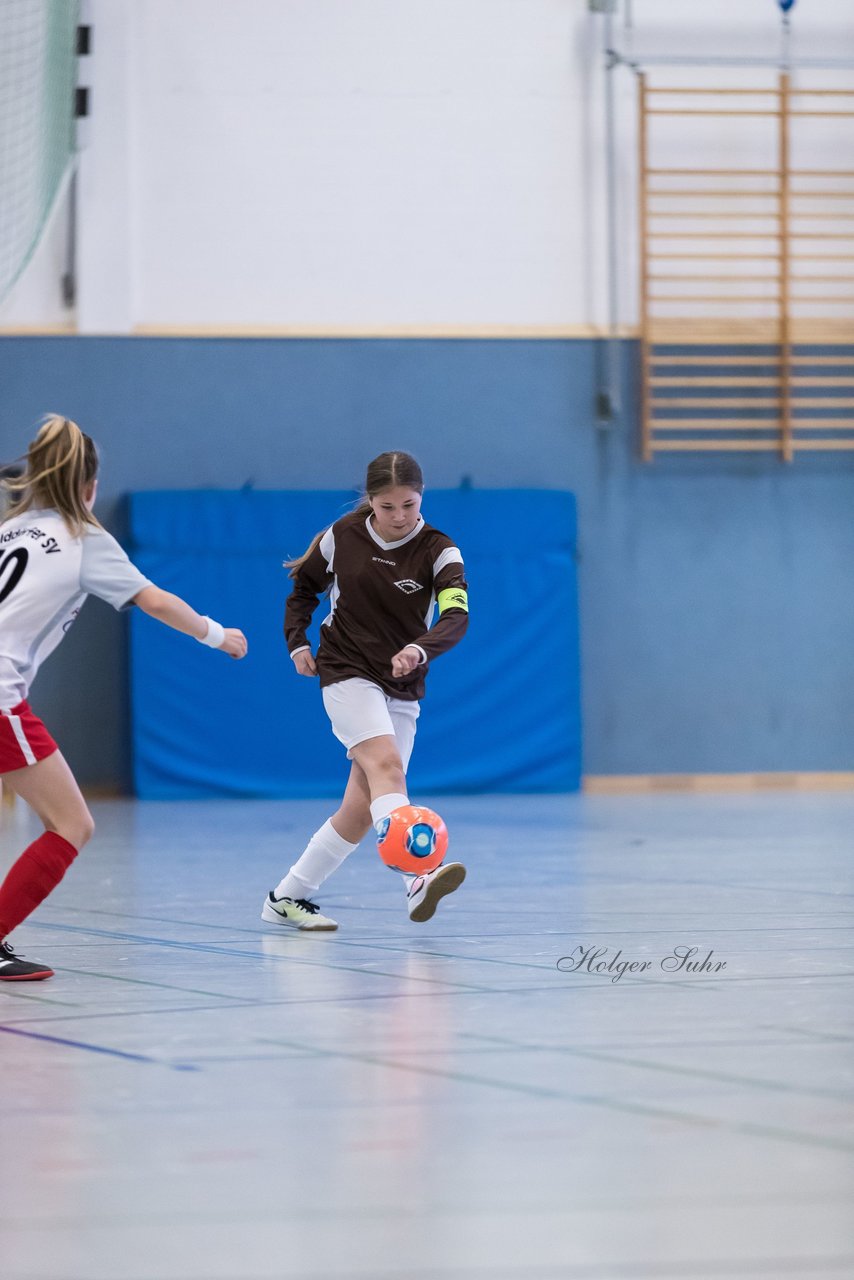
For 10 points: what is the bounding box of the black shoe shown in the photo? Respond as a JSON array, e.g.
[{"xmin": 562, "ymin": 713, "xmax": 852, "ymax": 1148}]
[{"xmin": 0, "ymin": 939, "xmax": 54, "ymax": 981}]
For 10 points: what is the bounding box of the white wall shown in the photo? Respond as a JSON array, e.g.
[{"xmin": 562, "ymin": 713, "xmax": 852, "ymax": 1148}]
[
  {"xmin": 0, "ymin": 191, "xmax": 71, "ymax": 327},
  {"xmin": 130, "ymin": 0, "xmax": 587, "ymax": 329},
  {"xmin": 2, "ymin": 0, "xmax": 853, "ymax": 332}
]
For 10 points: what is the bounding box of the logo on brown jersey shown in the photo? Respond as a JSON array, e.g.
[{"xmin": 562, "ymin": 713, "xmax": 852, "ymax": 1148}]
[{"xmin": 393, "ymin": 579, "xmax": 424, "ymax": 594}]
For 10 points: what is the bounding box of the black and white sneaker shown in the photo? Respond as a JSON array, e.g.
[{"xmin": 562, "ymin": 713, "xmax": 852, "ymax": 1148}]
[
  {"xmin": 261, "ymin": 893, "xmax": 338, "ymax": 931},
  {"xmin": 0, "ymin": 940, "xmax": 54, "ymax": 981}
]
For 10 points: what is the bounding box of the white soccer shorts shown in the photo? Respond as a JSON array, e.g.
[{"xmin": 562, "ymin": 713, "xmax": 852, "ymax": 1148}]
[{"xmin": 321, "ymin": 677, "xmax": 420, "ymax": 771}]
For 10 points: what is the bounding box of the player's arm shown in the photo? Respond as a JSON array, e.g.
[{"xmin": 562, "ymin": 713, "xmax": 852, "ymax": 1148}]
[
  {"xmin": 79, "ymin": 527, "xmax": 247, "ymax": 658},
  {"xmin": 284, "ymin": 531, "xmax": 334, "ymax": 677},
  {"xmin": 133, "ymin": 586, "xmax": 247, "ymax": 659},
  {"xmin": 391, "ymin": 564, "xmax": 468, "ymax": 677}
]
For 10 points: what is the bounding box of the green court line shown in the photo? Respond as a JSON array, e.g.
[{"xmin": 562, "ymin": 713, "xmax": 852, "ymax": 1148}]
[
  {"xmin": 47, "ymin": 902, "xmax": 275, "ymax": 933},
  {"xmin": 0, "ymin": 987, "xmax": 80, "ymax": 1007},
  {"xmin": 0, "ymin": 980, "xmax": 521, "ymax": 1030},
  {"xmin": 764, "ymin": 1022, "xmax": 854, "ymax": 1044},
  {"xmin": 35, "ymin": 920, "xmax": 496, "ymax": 992},
  {"xmin": 0, "ymin": 1192, "xmax": 850, "ymax": 1230},
  {"xmin": 257, "ymin": 1034, "xmax": 569, "ymax": 1101},
  {"xmin": 52, "ymin": 965, "xmax": 267, "ymax": 1002},
  {"xmin": 255, "ymin": 1034, "xmax": 854, "ymax": 1153},
  {"xmin": 0, "ymin": 999, "xmax": 275, "ymax": 1029},
  {"xmin": 323, "ymin": 931, "xmax": 854, "ymax": 975},
  {"xmin": 586, "ymin": 871, "xmax": 854, "ymax": 903},
  {"xmin": 464, "ymin": 1032, "xmax": 854, "ymax": 1104}
]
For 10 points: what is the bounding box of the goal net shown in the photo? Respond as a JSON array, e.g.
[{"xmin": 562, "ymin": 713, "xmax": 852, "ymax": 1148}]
[{"xmin": 0, "ymin": 0, "xmax": 79, "ymax": 305}]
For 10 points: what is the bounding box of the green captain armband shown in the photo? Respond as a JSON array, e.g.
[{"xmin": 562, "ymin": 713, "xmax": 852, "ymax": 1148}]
[{"xmin": 437, "ymin": 587, "xmax": 468, "ymax": 615}]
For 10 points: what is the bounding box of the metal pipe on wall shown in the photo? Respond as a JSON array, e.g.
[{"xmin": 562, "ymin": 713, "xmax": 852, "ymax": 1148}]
[
  {"xmin": 589, "ymin": 0, "xmax": 622, "ymax": 427},
  {"xmin": 602, "ymin": 5, "xmax": 622, "ymax": 424}
]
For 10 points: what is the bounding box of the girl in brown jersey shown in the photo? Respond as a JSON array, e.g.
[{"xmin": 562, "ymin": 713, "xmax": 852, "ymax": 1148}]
[{"xmin": 262, "ymin": 451, "xmax": 469, "ymax": 931}]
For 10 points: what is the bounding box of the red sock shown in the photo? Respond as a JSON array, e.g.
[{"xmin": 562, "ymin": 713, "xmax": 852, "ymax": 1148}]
[{"xmin": 0, "ymin": 832, "xmax": 78, "ymax": 940}]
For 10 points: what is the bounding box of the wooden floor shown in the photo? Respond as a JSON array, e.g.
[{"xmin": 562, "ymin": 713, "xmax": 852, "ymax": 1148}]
[{"xmin": 1, "ymin": 791, "xmax": 852, "ymax": 1280}]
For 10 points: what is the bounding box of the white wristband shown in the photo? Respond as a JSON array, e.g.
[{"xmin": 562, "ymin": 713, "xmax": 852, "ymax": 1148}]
[{"xmin": 199, "ymin": 617, "xmax": 225, "ymax": 648}]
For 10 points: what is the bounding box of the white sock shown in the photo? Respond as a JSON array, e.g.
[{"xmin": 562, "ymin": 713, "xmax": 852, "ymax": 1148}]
[
  {"xmin": 369, "ymin": 792, "xmax": 409, "ymax": 832},
  {"xmin": 274, "ymin": 819, "xmax": 360, "ymax": 900}
]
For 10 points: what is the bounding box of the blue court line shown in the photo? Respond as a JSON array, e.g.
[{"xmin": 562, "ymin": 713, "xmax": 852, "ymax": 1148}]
[
  {"xmin": 43, "ymin": 917, "xmax": 572, "ymax": 979},
  {"xmin": 0, "ymin": 1024, "xmax": 199, "ymax": 1070},
  {"xmin": 33, "ymin": 920, "xmax": 497, "ymax": 989}
]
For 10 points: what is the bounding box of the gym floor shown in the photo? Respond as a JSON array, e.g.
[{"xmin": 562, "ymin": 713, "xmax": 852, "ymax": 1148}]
[{"xmin": 1, "ymin": 791, "xmax": 852, "ymax": 1280}]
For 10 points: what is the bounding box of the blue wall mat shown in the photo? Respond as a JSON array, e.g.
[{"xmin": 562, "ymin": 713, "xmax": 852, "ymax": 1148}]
[
  {"xmin": 128, "ymin": 490, "xmax": 580, "ymax": 799},
  {"xmin": 7, "ymin": 335, "xmax": 851, "ymax": 784}
]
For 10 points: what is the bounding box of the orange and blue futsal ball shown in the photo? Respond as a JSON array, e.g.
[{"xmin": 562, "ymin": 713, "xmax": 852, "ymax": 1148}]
[{"xmin": 376, "ymin": 804, "xmax": 448, "ymax": 875}]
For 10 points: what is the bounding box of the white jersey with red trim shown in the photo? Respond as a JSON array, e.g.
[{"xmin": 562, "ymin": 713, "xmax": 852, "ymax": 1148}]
[{"xmin": 0, "ymin": 507, "xmax": 152, "ymax": 709}]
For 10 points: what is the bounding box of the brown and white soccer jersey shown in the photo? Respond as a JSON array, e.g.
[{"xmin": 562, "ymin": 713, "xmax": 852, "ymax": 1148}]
[{"xmin": 285, "ymin": 511, "xmax": 468, "ymax": 701}]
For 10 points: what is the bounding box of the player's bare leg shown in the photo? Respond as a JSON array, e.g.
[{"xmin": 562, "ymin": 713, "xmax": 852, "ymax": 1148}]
[
  {"xmin": 0, "ymin": 752, "xmax": 94, "ymax": 979},
  {"xmin": 4, "ymin": 751, "xmax": 95, "ymax": 849},
  {"xmin": 328, "ymin": 758, "xmax": 373, "ymax": 844},
  {"xmin": 350, "ymin": 736, "xmax": 465, "ymax": 923},
  {"xmin": 349, "ymin": 734, "xmax": 408, "ymax": 812}
]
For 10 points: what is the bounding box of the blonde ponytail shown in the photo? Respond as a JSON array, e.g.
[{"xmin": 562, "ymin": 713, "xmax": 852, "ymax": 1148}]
[{"xmin": 2, "ymin": 416, "xmax": 101, "ymax": 537}]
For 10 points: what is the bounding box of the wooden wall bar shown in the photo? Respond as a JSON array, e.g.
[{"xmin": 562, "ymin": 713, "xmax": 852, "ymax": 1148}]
[{"xmin": 639, "ymin": 73, "xmax": 854, "ymax": 458}]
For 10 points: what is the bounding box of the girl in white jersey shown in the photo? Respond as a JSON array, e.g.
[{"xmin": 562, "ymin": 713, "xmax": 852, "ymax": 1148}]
[
  {"xmin": 261, "ymin": 450, "xmax": 468, "ymax": 933},
  {"xmin": 0, "ymin": 417, "xmax": 247, "ymax": 980}
]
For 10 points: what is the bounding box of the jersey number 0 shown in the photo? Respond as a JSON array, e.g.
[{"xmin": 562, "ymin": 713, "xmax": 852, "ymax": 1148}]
[{"xmin": 0, "ymin": 547, "xmax": 28, "ymax": 605}]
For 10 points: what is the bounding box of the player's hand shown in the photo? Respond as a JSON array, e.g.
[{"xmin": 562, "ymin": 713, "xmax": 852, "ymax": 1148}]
[
  {"xmin": 293, "ymin": 649, "xmax": 318, "ymax": 677},
  {"xmin": 391, "ymin": 645, "xmax": 422, "ymax": 678},
  {"xmin": 220, "ymin": 628, "xmax": 248, "ymax": 659}
]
